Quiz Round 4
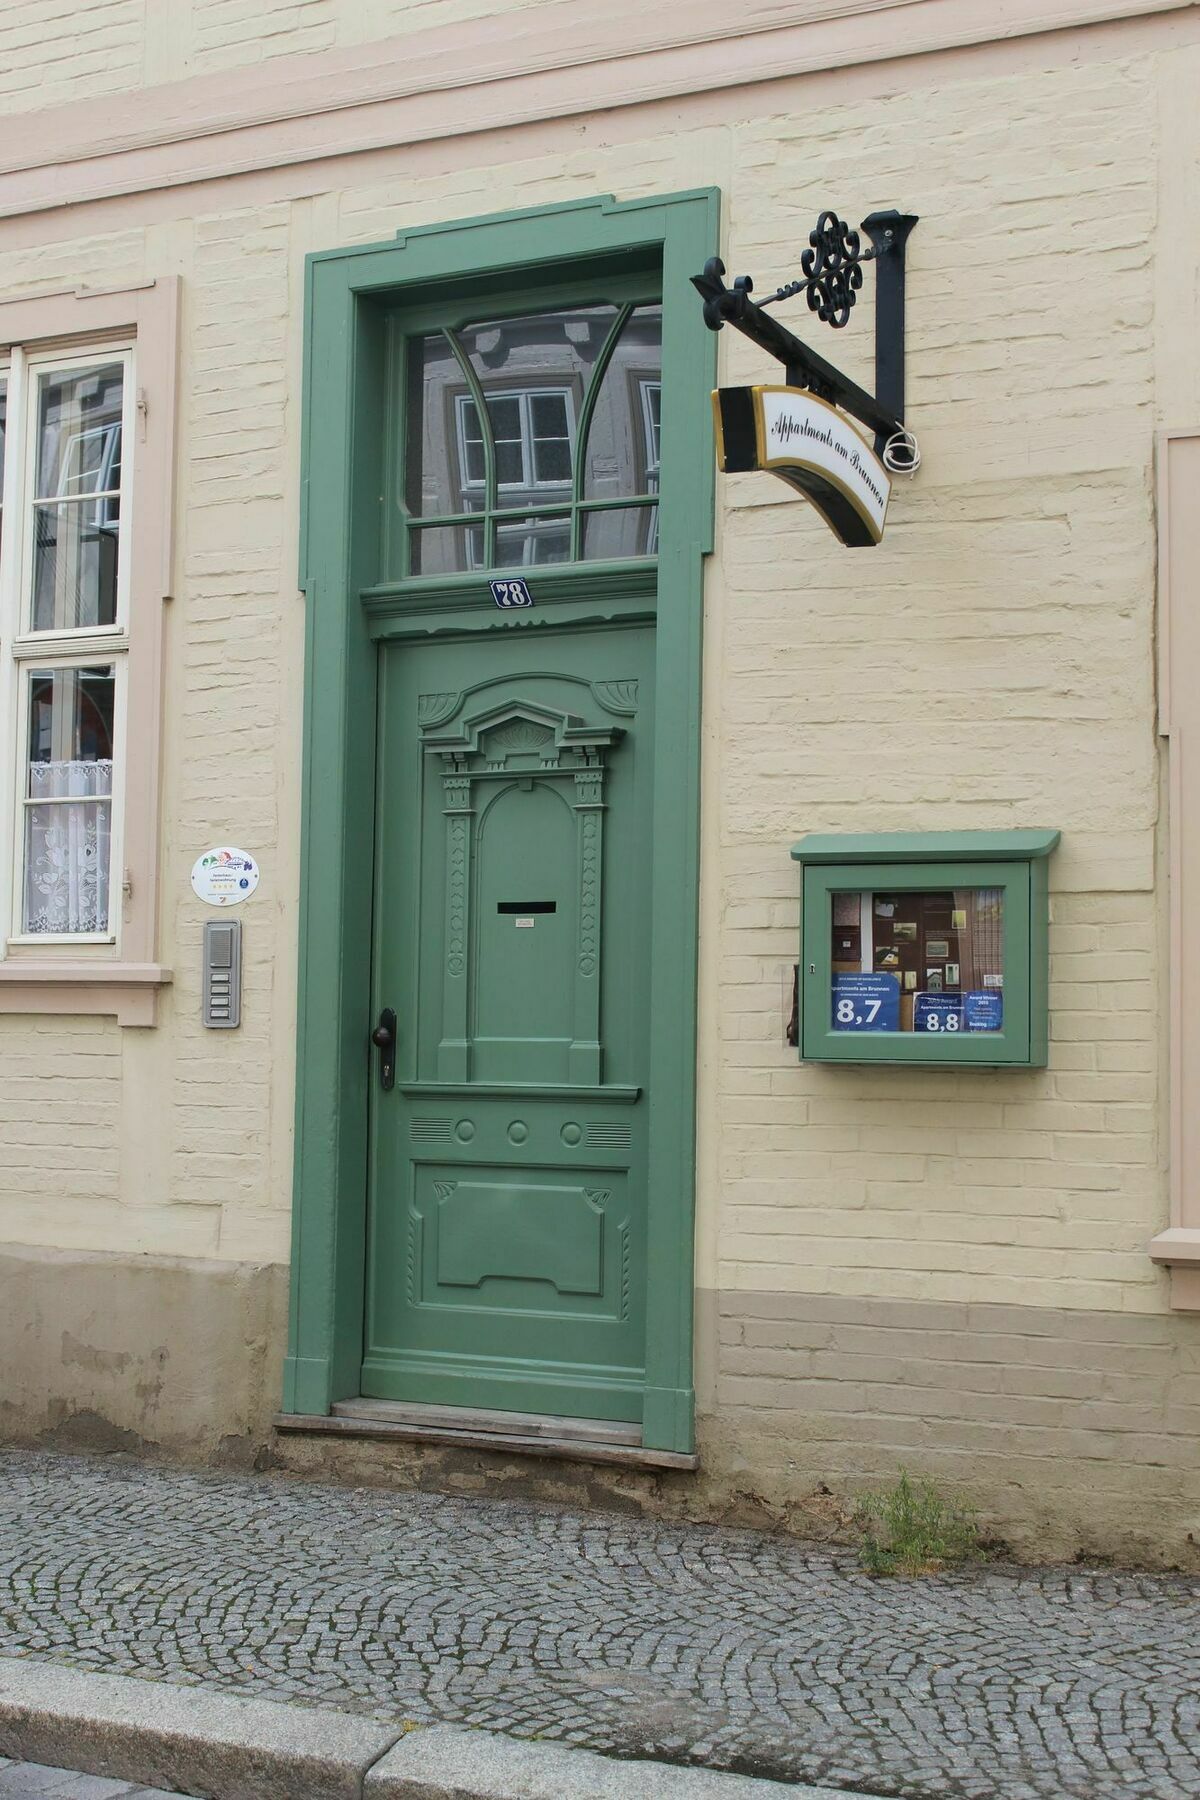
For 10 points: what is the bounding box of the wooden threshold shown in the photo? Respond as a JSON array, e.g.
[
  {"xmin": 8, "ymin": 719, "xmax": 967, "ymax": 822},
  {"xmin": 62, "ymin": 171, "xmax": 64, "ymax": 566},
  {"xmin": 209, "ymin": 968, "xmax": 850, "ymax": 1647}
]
[{"xmin": 273, "ymin": 1399, "xmax": 698, "ymax": 1471}]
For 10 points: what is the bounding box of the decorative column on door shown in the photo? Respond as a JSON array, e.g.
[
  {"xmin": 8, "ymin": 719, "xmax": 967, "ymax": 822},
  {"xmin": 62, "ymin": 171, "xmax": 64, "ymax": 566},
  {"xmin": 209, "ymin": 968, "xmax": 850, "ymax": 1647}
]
[
  {"xmin": 439, "ymin": 756, "xmax": 473, "ymax": 1081},
  {"xmin": 571, "ymin": 750, "xmax": 606, "ymax": 1084}
]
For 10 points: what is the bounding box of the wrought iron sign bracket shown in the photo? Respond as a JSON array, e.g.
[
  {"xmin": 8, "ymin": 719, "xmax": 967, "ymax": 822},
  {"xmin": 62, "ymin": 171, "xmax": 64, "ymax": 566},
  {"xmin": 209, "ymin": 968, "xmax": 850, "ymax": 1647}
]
[{"xmin": 692, "ymin": 208, "xmax": 918, "ymax": 461}]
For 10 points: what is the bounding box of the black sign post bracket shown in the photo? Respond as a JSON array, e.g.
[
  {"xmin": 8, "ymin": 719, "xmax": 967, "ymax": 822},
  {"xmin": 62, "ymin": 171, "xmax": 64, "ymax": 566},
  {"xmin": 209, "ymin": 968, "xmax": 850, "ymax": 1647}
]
[{"xmin": 692, "ymin": 208, "xmax": 919, "ymax": 470}]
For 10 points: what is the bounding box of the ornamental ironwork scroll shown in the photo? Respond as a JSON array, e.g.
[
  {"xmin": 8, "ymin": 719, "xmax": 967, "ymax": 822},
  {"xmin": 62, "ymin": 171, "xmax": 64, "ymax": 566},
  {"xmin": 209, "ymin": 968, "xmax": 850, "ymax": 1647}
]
[
  {"xmin": 755, "ymin": 211, "xmax": 875, "ymax": 331},
  {"xmin": 693, "ymin": 205, "xmax": 919, "ymax": 495}
]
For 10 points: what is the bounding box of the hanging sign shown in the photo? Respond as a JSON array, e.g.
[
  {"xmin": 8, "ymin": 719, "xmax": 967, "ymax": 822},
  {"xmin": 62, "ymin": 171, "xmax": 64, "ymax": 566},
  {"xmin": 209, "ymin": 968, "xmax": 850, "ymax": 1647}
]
[
  {"xmin": 713, "ymin": 385, "xmax": 891, "ymax": 547},
  {"xmin": 191, "ymin": 847, "xmax": 260, "ymax": 907}
]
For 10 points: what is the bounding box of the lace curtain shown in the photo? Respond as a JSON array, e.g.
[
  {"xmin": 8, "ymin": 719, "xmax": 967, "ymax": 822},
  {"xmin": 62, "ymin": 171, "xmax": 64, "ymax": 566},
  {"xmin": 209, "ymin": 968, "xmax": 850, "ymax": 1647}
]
[{"xmin": 24, "ymin": 759, "xmax": 112, "ymax": 934}]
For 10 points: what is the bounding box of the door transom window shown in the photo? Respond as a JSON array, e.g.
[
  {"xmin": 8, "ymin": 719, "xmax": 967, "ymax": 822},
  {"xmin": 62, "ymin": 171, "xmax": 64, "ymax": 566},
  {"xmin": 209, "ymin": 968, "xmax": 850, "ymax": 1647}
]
[{"xmin": 398, "ymin": 296, "xmax": 663, "ymax": 576}]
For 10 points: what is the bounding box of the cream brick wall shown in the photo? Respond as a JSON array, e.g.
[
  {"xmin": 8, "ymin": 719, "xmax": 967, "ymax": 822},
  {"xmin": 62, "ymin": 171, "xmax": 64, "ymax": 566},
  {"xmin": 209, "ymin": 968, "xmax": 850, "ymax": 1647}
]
[
  {"xmin": 0, "ymin": 20, "xmax": 1195, "ymax": 1367},
  {"xmin": 0, "ymin": 0, "xmax": 585, "ymax": 110},
  {"xmin": 0, "ymin": 1, "xmax": 142, "ymax": 116}
]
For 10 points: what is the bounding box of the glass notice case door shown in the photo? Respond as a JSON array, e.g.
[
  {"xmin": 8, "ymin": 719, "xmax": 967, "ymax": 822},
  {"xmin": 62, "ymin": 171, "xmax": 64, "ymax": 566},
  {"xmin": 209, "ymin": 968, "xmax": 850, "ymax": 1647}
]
[{"xmin": 794, "ymin": 840, "xmax": 1056, "ymax": 1066}]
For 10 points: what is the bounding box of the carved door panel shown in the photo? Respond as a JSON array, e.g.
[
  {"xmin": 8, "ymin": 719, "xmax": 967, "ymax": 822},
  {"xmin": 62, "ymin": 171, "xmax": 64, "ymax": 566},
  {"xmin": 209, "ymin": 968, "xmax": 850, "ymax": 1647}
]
[{"xmin": 365, "ymin": 625, "xmax": 653, "ymax": 1421}]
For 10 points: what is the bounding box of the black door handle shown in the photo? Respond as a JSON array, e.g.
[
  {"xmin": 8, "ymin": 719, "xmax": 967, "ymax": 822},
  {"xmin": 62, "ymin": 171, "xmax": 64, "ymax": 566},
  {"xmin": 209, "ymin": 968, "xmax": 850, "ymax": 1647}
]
[{"xmin": 372, "ymin": 1008, "xmax": 396, "ymax": 1090}]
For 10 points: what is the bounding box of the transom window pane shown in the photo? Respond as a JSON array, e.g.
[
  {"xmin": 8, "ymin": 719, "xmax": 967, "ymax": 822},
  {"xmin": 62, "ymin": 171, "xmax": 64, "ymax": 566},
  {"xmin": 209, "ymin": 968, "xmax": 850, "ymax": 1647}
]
[
  {"xmin": 23, "ymin": 664, "xmax": 115, "ymax": 935},
  {"xmin": 582, "ymin": 304, "xmax": 662, "ymax": 501},
  {"xmin": 492, "ymin": 516, "xmax": 572, "ymax": 569},
  {"xmin": 31, "ymin": 362, "xmax": 124, "ymax": 631},
  {"xmin": 404, "ymin": 333, "xmax": 463, "ymax": 519},
  {"xmin": 400, "ymin": 300, "xmax": 660, "ymax": 574},
  {"xmin": 455, "ymin": 390, "xmax": 575, "ymax": 493}
]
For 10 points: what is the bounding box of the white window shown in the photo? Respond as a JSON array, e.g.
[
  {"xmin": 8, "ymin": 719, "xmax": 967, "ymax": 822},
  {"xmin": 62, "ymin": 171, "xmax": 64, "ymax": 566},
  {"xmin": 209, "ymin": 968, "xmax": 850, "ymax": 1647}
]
[
  {"xmin": 640, "ymin": 378, "xmax": 662, "ymax": 481},
  {"xmin": 456, "ymin": 386, "xmax": 574, "ymax": 569},
  {"xmin": 0, "ymin": 347, "xmax": 135, "ymax": 944},
  {"xmin": 455, "ymin": 388, "xmax": 575, "ymax": 492}
]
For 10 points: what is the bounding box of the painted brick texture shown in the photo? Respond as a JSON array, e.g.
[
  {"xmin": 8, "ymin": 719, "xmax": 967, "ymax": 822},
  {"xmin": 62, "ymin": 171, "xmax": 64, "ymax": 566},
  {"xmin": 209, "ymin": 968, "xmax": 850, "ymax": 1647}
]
[
  {"xmin": 0, "ymin": 0, "xmax": 582, "ymax": 107},
  {"xmin": 0, "ymin": 1, "xmax": 142, "ymax": 116},
  {"xmin": 0, "ymin": 10, "xmax": 1196, "ymax": 1546}
]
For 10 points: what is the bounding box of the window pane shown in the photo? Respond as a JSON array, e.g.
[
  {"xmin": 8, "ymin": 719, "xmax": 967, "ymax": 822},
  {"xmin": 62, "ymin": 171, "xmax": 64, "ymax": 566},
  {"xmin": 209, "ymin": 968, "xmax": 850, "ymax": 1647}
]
[
  {"xmin": 829, "ymin": 889, "xmax": 1005, "ymax": 1036},
  {"xmin": 410, "ymin": 522, "xmax": 474, "ymax": 576},
  {"xmin": 488, "ymin": 394, "xmax": 522, "ymax": 444},
  {"xmin": 35, "ymin": 363, "xmax": 124, "ymax": 499},
  {"xmin": 405, "ymin": 333, "xmax": 465, "ymax": 518},
  {"xmin": 582, "ymin": 504, "xmax": 657, "ymax": 561},
  {"xmin": 23, "ymin": 665, "xmax": 115, "ymax": 935},
  {"xmin": 458, "ymin": 308, "xmax": 611, "ymax": 496},
  {"xmin": 494, "ymin": 435, "xmax": 524, "ymax": 487},
  {"xmin": 458, "ymin": 397, "xmax": 486, "ymax": 486},
  {"xmin": 495, "ymin": 516, "xmax": 571, "ymax": 568},
  {"xmin": 530, "ymin": 391, "xmax": 568, "ymax": 439},
  {"xmin": 32, "ymin": 495, "xmax": 120, "ymax": 630},
  {"xmin": 400, "ymin": 303, "xmax": 661, "ymax": 574},
  {"xmin": 582, "ymin": 305, "xmax": 662, "ymax": 501},
  {"xmin": 0, "ymin": 377, "xmax": 6, "ymax": 557}
]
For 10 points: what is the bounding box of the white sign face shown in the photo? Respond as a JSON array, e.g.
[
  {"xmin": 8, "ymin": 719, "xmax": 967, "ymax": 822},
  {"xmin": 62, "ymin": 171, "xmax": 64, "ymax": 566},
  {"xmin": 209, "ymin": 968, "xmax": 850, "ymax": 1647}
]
[
  {"xmin": 757, "ymin": 388, "xmax": 891, "ymax": 542},
  {"xmin": 191, "ymin": 847, "xmax": 260, "ymax": 907}
]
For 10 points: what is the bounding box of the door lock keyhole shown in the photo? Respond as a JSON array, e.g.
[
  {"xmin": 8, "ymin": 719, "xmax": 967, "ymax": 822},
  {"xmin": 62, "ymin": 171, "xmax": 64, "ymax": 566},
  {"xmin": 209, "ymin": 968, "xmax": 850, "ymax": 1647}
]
[{"xmin": 372, "ymin": 1008, "xmax": 396, "ymax": 1090}]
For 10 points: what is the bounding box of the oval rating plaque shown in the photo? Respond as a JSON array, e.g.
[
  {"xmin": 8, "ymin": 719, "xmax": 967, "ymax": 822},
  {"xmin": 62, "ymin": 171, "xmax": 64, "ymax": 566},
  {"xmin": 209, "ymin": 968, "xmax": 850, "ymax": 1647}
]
[{"xmin": 191, "ymin": 846, "xmax": 260, "ymax": 907}]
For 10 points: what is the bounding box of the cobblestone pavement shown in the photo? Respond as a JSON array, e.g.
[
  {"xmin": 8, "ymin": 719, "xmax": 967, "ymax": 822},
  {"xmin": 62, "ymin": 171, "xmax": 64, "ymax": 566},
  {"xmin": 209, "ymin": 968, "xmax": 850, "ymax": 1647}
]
[
  {"xmin": 0, "ymin": 1760, "xmax": 187, "ymax": 1798},
  {"xmin": 0, "ymin": 1453, "xmax": 1196, "ymax": 1800}
]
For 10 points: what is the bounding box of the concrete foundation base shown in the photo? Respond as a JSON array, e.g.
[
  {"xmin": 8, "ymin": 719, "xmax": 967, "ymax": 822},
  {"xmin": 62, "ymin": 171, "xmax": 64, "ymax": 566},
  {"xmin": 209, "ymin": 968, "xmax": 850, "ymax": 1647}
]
[
  {"xmin": 4, "ymin": 1245, "xmax": 1200, "ymax": 1568},
  {"xmin": 0, "ymin": 1245, "xmax": 288, "ymax": 1465}
]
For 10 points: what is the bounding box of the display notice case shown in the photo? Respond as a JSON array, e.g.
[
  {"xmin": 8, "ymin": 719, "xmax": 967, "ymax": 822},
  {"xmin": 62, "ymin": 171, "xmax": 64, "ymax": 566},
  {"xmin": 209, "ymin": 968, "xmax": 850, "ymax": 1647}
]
[{"xmin": 790, "ymin": 831, "xmax": 1059, "ymax": 1067}]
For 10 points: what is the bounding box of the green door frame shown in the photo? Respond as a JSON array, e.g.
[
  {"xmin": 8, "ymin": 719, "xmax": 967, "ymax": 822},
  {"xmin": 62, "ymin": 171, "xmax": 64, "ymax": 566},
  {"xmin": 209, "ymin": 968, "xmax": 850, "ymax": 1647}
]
[{"xmin": 282, "ymin": 190, "xmax": 719, "ymax": 1453}]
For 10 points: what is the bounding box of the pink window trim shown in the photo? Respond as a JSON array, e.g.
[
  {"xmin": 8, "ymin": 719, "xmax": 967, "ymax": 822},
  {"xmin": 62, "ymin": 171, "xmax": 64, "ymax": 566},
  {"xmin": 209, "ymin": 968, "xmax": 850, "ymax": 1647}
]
[
  {"xmin": 0, "ymin": 278, "xmax": 179, "ymax": 1026},
  {"xmin": 1151, "ymin": 430, "xmax": 1200, "ymax": 1306}
]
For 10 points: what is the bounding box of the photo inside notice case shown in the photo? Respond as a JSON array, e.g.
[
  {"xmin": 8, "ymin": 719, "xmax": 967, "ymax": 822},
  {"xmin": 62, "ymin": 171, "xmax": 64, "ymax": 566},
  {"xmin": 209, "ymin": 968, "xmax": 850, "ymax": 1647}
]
[{"xmin": 830, "ymin": 888, "xmax": 1004, "ymax": 1036}]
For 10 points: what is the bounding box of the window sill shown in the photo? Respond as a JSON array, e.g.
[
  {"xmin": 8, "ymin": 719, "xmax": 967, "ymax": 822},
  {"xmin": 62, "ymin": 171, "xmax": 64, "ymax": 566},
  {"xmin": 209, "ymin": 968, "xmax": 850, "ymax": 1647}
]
[
  {"xmin": 1148, "ymin": 1228, "xmax": 1200, "ymax": 1264},
  {"xmin": 1148, "ymin": 1230, "xmax": 1200, "ymax": 1311},
  {"xmin": 0, "ymin": 961, "xmax": 172, "ymax": 1026}
]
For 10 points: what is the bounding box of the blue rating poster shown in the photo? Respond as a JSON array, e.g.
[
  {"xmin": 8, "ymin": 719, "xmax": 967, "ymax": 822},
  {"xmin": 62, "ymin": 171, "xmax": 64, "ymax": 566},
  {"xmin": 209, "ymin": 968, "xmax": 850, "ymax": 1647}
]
[
  {"xmin": 832, "ymin": 972, "xmax": 900, "ymax": 1032},
  {"xmin": 963, "ymin": 989, "xmax": 1003, "ymax": 1032},
  {"xmin": 913, "ymin": 993, "xmax": 964, "ymax": 1035}
]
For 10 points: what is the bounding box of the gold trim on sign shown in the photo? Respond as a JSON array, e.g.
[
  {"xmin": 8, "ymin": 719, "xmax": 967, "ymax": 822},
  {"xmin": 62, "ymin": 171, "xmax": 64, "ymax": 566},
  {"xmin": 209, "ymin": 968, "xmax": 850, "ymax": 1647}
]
[
  {"xmin": 748, "ymin": 384, "xmax": 889, "ymax": 544},
  {"xmin": 710, "ymin": 389, "xmax": 728, "ymax": 471}
]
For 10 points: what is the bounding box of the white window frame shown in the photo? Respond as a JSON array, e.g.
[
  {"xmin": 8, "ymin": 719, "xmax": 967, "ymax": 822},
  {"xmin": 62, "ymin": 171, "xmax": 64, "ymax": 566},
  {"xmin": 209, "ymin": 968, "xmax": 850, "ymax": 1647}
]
[
  {"xmin": 0, "ymin": 344, "xmax": 135, "ymax": 947},
  {"xmin": 639, "ymin": 377, "xmax": 662, "ymax": 482},
  {"xmin": 454, "ymin": 385, "xmax": 576, "ymax": 494},
  {"xmin": 0, "ymin": 278, "xmax": 178, "ymax": 1026}
]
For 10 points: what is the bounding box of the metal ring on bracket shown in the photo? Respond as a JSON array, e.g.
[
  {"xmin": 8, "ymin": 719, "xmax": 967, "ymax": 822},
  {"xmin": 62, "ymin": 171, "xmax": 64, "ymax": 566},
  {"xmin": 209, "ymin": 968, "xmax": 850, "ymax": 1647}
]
[{"xmin": 882, "ymin": 429, "xmax": 921, "ymax": 475}]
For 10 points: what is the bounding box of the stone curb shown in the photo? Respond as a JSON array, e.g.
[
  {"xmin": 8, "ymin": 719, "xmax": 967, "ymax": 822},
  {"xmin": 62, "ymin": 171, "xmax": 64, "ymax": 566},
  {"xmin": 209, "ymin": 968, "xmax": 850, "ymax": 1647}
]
[
  {"xmin": 367, "ymin": 1724, "xmax": 889, "ymax": 1797},
  {"xmin": 0, "ymin": 1656, "xmax": 400, "ymax": 1800},
  {"xmin": 0, "ymin": 1655, "xmax": 893, "ymax": 1800}
]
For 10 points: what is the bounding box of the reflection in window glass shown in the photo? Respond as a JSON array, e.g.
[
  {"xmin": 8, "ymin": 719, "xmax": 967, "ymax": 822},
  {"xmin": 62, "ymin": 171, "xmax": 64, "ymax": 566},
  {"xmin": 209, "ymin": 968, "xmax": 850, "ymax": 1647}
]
[
  {"xmin": 404, "ymin": 334, "xmax": 463, "ymax": 519},
  {"xmin": 582, "ymin": 505, "xmax": 658, "ymax": 562},
  {"xmin": 582, "ymin": 304, "xmax": 662, "ymax": 502},
  {"xmin": 829, "ymin": 889, "xmax": 1005, "ymax": 1036},
  {"xmin": 23, "ymin": 665, "xmax": 115, "ymax": 935},
  {"xmin": 409, "ymin": 522, "xmax": 474, "ymax": 577},
  {"xmin": 455, "ymin": 389, "xmax": 574, "ymax": 493},
  {"xmin": 401, "ymin": 301, "xmax": 661, "ymax": 572},
  {"xmin": 31, "ymin": 363, "xmax": 124, "ymax": 631},
  {"xmin": 492, "ymin": 515, "xmax": 571, "ymax": 569},
  {"xmin": 457, "ymin": 308, "xmax": 612, "ymax": 492}
]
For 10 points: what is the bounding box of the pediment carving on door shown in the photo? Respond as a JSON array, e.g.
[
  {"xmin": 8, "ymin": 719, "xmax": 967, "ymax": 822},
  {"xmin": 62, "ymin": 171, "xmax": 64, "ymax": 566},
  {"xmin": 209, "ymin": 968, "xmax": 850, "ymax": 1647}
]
[{"xmin": 422, "ymin": 697, "xmax": 623, "ymax": 774}]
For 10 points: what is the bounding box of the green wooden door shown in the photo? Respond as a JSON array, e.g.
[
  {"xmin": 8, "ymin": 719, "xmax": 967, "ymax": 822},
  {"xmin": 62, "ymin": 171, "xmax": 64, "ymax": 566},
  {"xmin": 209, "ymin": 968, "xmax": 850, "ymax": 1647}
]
[{"xmin": 365, "ymin": 623, "xmax": 654, "ymax": 1421}]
